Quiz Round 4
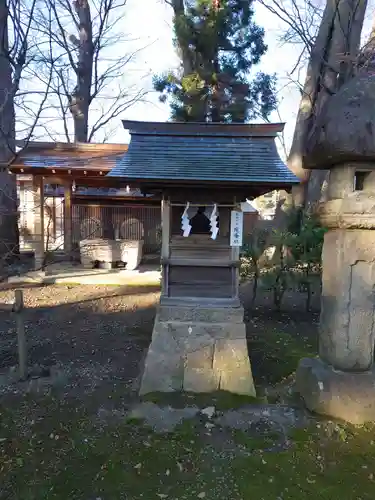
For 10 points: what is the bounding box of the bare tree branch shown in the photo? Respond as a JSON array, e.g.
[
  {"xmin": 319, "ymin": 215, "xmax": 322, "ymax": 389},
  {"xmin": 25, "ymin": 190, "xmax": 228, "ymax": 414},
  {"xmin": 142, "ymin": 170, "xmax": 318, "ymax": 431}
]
[
  {"xmin": 0, "ymin": 0, "xmax": 57, "ymax": 263},
  {"xmin": 31, "ymin": 0, "xmax": 148, "ymax": 143}
]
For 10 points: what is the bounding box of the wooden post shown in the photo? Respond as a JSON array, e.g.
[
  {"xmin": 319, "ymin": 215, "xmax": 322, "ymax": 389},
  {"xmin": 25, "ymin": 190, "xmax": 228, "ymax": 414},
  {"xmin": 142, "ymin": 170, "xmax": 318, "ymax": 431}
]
[
  {"xmin": 64, "ymin": 181, "xmax": 73, "ymax": 256},
  {"xmin": 231, "ymin": 245, "xmax": 240, "ymax": 301},
  {"xmin": 14, "ymin": 290, "xmax": 26, "ymax": 380},
  {"xmin": 231, "ymin": 198, "xmax": 240, "ymax": 301},
  {"xmin": 161, "ymin": 198, "xmax": 171, "ymax": 297},
  {"xmin": 32, "ymin": 176, "xmax": 44, "ymax": 269},
  {"xmin": 0, "ymin": 291, "xmax": 27, "ymax": 380}
]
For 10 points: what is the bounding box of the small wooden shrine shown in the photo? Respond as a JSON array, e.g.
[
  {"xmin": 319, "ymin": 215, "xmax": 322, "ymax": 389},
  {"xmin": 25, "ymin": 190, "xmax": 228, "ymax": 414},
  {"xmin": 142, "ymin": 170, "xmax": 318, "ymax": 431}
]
[
  {"xmin": 9, "ymin": 142, "xmax": 161, "ymax": 267},
  {"xmin": 108, "ymin": 120, "xmax": 299, "ymax": 396}
]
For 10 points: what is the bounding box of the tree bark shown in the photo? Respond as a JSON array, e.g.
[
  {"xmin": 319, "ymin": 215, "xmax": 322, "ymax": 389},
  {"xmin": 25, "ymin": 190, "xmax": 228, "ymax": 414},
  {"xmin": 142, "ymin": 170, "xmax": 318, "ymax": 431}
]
[
  {"xmin": 0, "ymin": 0, "xmax": 18, "ymax": 258},
  {"xmin": 257, "ymin": 0, "xmax": 368, "ymax": 266},
  {"xmin": 169, "ymin": 0, "xmax": 194, "ymax": 77},
  {"xmin": 69, "ymin": 0, "xmax": 93, "ymax": 142}
]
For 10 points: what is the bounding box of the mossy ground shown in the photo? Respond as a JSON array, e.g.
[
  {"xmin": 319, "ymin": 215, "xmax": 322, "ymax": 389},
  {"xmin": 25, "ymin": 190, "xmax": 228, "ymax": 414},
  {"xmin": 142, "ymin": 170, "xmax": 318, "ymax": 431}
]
[
  {"xmin": 142, "ymin": 390, "xmax": 262, "ymax": 409},
  {"xmin": 2, "ymin": 396, "xmax": 375, "ymax": 500},
  {"xmin": 1, "ymin": 283, "xmax": 373, "ymax": 499}
]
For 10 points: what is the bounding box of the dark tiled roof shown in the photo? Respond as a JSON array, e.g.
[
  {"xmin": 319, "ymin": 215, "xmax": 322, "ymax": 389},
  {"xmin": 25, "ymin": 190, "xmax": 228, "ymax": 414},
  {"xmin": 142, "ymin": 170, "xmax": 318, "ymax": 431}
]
[{"xmin": 108, "ymin": 121, "xmax": 299, "ymax": 186}]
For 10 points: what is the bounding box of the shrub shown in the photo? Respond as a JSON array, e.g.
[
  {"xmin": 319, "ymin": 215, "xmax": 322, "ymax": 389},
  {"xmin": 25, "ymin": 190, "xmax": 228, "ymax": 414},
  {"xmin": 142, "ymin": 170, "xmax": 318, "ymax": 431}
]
[{"xmin": 241, "ymin": 211, "xmax": 326, "ymax": 310}]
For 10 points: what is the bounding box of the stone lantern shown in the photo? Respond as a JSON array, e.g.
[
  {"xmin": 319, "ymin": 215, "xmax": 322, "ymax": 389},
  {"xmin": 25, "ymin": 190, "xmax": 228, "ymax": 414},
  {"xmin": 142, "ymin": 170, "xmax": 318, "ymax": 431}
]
[{"xmin": 296, "ymin": 66, "xmax": 375, "ymax": 424}]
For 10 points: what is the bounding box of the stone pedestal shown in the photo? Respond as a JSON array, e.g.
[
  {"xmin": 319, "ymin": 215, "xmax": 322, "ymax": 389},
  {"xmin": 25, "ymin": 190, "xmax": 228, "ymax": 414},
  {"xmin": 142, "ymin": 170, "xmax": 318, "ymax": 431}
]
[
  {"xmin": 296, "ymin": 189, "xmax": 375, "ymax": 424},
  {"xmin": 296, "ymin": 358, "xmax": 375, "ymax": 425},
  {"xmin": 140, "ymin": 305, "xmax": 256, "ymax": 396}
]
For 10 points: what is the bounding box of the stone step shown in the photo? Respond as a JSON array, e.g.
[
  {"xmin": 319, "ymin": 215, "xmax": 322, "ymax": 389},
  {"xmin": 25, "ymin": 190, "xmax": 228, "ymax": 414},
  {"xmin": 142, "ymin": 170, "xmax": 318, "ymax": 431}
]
[
  {"xmin": 153, "ymin": 320, "xmax": 247, "ymax": 342},
  {"xmin": 157, "ymin": 305, "xmax": 245, "ymax": 324}
]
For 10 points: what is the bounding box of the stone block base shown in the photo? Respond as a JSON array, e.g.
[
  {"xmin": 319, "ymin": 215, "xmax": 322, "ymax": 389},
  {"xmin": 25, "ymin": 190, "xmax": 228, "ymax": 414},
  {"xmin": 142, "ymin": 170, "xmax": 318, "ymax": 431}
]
[
  {"xmin": 140, "ymin": 305, "xmax": 256, "ymax": 397},
  {"xmin": 295, "ymin": 357, "xmax": 375, "ymax": 424}
]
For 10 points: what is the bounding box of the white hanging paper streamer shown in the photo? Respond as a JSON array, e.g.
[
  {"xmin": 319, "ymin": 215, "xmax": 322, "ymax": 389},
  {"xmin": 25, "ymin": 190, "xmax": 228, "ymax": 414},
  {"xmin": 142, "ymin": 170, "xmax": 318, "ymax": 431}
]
[
  {"xmin": 181, "ymin": 201, "xmax": 192, "ymax": 237},
  {"xmin": 209, "ymin": 203, "xmax": 219, "ymax": 240}
]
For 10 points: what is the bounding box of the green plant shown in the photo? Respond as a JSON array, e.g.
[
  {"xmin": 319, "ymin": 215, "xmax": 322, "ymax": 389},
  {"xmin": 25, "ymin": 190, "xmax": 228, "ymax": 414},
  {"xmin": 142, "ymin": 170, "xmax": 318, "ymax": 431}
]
[
  {"xmin": 263, "ymin": 229, "xmax": 296, "ymax": 310},
  {"xmin": 257, "ymin": 212, "xmax": 325, "ymax": 310},
  {"xmin": 241, "ymin": 209, "xmax": 326, "ymax": 311},
  {"xmin": 288, "ymin": 214, "xmax": 326, "ymax": 311},
  {"xmin": 241, "ymin": 228, "xmax": 268, "ymax": 303}
]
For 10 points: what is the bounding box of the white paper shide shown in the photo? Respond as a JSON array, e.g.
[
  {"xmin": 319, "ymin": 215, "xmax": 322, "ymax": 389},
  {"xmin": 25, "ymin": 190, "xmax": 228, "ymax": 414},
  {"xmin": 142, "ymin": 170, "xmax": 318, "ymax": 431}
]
[
  {"xmin": 209, "ymin": 203, "xmax": 219, "ymax": 240},
  {"xmin": 230, "ymin": 210, "xmax": 243, "ymax": 247},
  {"xmin": 181, "ymin": 202, "xmax": 192, "ymax": 237}
]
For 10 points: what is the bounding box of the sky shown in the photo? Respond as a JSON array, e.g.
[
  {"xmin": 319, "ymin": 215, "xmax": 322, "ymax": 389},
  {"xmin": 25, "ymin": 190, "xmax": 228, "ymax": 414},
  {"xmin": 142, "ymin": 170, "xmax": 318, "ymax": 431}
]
[
  {"xmin": 118, "ymin": 0, "xmax": 303, "ymax": 152},
  {"xmin": 27, "ymin": 0, "xmax": 375, "ymax": 154}
]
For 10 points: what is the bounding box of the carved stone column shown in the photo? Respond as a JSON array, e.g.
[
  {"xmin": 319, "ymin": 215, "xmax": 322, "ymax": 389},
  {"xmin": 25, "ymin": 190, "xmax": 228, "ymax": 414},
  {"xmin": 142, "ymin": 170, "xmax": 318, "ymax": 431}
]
[{"xmin": 296, "ymin": 164, "xmax": 375, "ymax": 424}]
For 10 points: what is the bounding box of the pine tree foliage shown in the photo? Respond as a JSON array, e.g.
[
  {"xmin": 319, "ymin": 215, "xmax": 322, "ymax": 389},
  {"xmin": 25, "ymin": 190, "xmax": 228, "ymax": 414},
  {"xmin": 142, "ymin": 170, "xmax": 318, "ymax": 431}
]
[{"xmin": 154, "ymin": 0, "xmax": 277, "ymax": 122}]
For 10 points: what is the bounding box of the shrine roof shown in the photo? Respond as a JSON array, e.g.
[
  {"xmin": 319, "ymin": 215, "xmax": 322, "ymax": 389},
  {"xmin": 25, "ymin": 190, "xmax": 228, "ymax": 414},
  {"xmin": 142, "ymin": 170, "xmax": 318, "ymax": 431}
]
[
  {"xmin": 9, "ymin": 142, "xmax": 129, "ymax": 173},
  {"xmin": 107, "ymin": 120, "xmax": 299, "ymax": 187}
]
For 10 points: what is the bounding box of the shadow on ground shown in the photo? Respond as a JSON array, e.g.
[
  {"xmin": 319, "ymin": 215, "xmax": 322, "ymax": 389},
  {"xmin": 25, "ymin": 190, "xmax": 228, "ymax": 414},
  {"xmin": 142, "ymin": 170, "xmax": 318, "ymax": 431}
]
[
  {"xmin": 0, "ymin": 281, "xmax": 319, "ymax": 407},
  {"xmin": 0, "ymin": 284, "xmax": 159, "ymax": 406}
]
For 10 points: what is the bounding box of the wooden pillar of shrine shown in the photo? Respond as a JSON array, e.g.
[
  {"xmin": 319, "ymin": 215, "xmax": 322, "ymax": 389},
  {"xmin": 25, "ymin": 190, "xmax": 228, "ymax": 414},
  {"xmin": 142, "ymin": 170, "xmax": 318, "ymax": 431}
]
[
  {"xmin": 32, "ymin": 175, "xmax": 45, "ymax": 269},
  {"xmin": 63, "ymin": 181, "xmax": 73, "ymax": 256},
  {"xmin": 160, "ymin": 197, "xmax": 171, "ymax": 298}
]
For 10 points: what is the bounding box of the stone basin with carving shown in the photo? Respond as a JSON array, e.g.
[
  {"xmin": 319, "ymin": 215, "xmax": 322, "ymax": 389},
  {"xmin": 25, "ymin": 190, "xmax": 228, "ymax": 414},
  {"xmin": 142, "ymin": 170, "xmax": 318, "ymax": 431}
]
[{"xmin": 79, "ymin": 239, "xmax": 144, "ymax": 270}]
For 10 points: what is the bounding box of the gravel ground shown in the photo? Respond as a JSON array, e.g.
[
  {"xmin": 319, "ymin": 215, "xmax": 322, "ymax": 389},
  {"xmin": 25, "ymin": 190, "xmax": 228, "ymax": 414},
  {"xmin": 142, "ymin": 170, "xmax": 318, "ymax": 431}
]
[
  {"xmin": 0, "ymin": 281, "xmax": 320, "ymax": 402},
  {"xmin": 0, "ymin": 283, "xmax": 160, "ymax": 403}
]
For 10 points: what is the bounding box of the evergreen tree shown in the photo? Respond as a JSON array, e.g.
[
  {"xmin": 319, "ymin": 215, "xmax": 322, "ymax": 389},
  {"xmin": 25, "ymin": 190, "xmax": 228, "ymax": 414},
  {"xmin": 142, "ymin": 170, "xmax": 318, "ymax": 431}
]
[{"xmin": 154, "ymin": 0, "xmax": 277, "ymax": 122}]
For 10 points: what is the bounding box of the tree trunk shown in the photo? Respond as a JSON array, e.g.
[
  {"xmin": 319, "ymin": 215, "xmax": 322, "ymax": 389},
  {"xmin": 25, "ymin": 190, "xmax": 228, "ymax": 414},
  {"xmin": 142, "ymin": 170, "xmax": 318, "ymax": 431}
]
[
  {"xmin": 287, "ymin": 0, "xmax": 367, "ymax": 209},
  {"xmin": 0, "ymin": 0, "xmax": 18, "ymax": 259},
  {"xmin": 70, "ymin": 0, "xmax": 93, "ymax": 142},
  {"xmin": 169, "ymin": 0, "xmax": 194, "ymax": 77},
  {"xmin": 257, "ymin": 0, "xmax": 368, "ymax": 265},
  {"xmin": 210, "ymin": 1, "xmax": 221, "ymax": 122}
]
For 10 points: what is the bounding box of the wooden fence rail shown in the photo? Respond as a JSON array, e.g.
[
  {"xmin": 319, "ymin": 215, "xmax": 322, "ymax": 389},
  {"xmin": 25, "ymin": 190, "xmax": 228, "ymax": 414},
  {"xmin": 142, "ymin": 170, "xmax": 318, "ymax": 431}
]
[{"xmin": 0, "ymin": 290, "xmax": 26, "ymax": 380}]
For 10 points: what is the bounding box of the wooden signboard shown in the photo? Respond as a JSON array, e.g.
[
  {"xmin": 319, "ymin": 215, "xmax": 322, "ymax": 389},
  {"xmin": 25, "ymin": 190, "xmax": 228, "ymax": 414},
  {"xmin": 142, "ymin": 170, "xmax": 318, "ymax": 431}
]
[{"xmin": 230, "ymin": 210, "xmax": 243, "ymax": 247}]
